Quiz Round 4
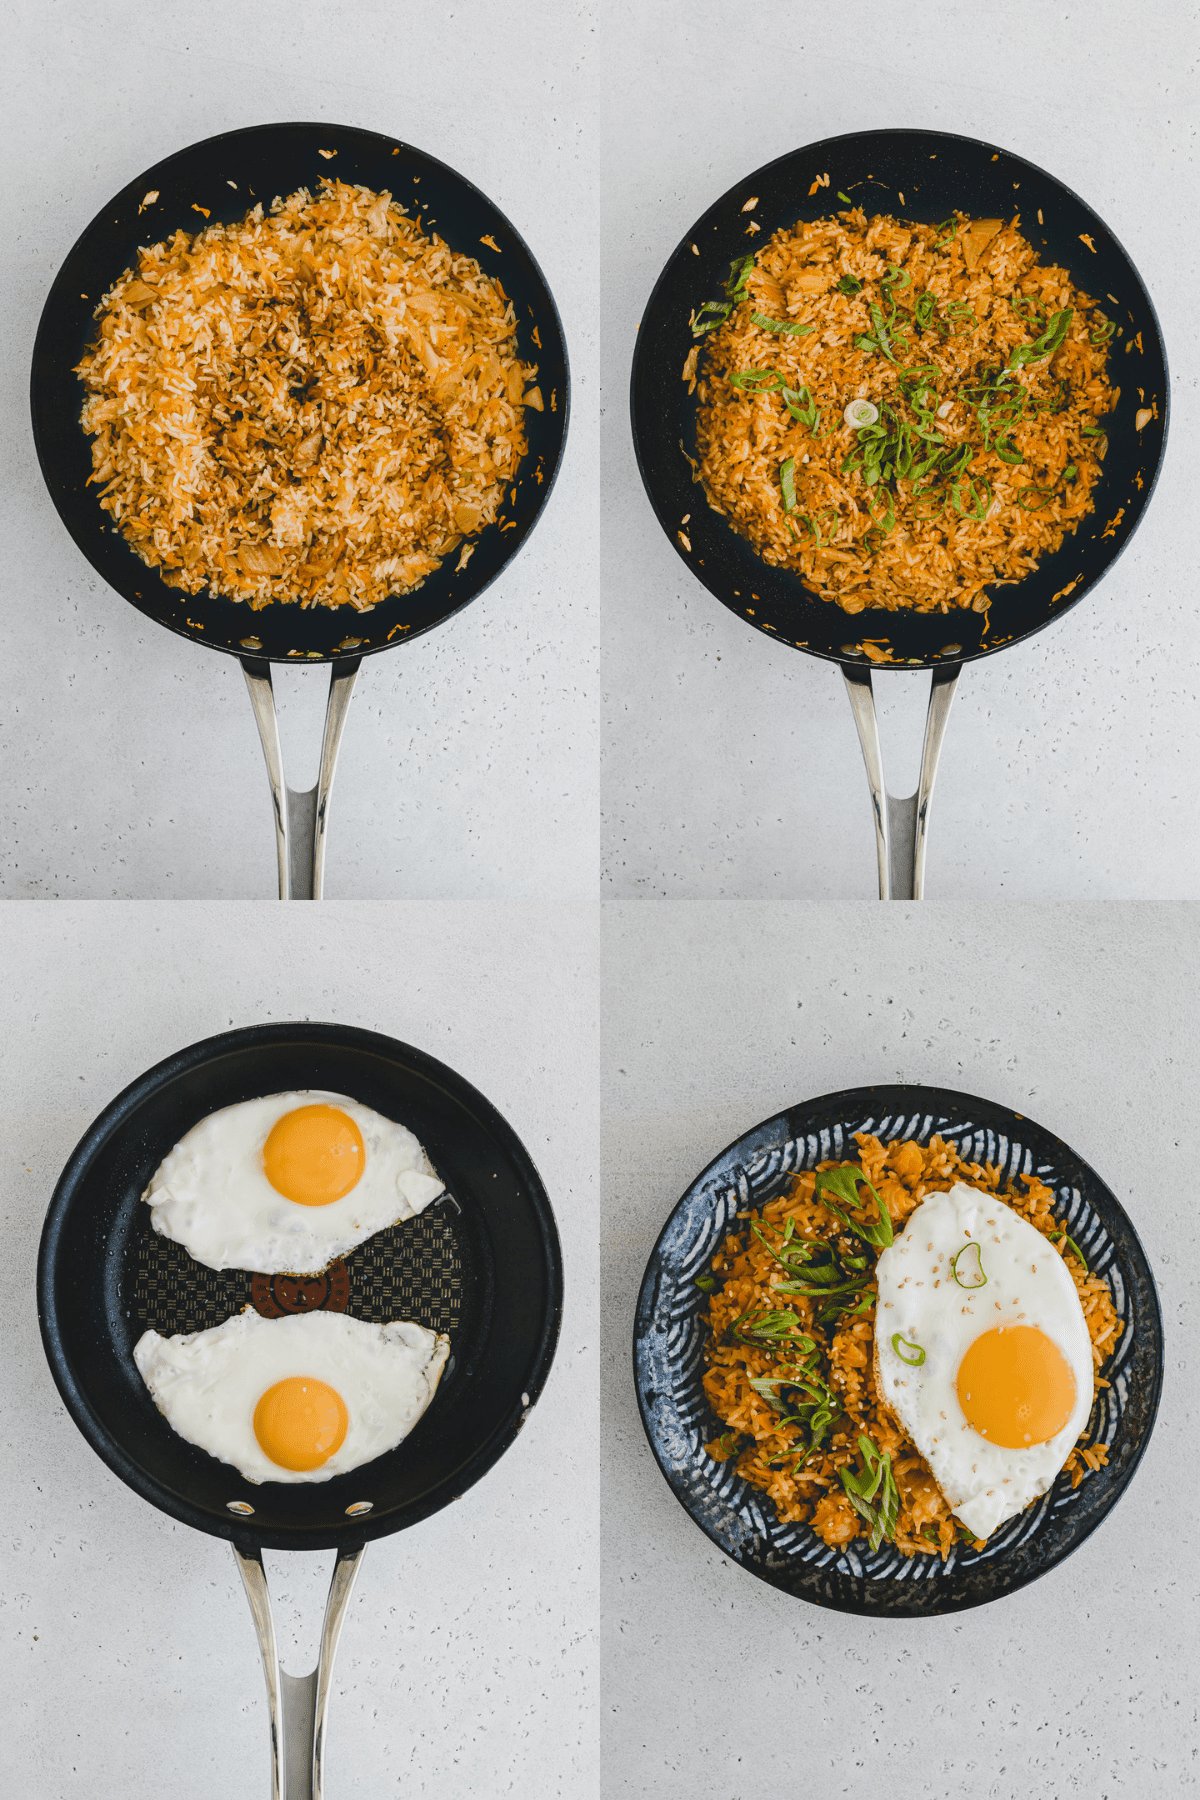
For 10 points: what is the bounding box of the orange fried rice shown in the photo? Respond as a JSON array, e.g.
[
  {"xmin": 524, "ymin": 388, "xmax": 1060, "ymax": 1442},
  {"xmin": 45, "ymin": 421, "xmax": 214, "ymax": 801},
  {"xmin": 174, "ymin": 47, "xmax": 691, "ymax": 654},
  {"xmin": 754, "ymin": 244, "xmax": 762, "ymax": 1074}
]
[
  {"xmin": 686, "ymin": 209, "xmax": 1119, "ymax": 616},
  {"xmin": 701, "ymin": 1133, "xmax": 1119, "ymax": 1559},
  {"xmin": 77, "ymin": 179, "xmax": 541, "ymax": 613}
]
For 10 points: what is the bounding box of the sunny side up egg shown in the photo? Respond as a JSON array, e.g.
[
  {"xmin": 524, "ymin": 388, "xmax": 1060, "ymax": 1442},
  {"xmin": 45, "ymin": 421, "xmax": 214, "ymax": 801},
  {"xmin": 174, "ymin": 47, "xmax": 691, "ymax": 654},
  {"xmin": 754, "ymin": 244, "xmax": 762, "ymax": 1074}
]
[
  {"xmin": 874, "ymin": 1181, "xmax": 1095, "ymax": 1539},
  {"xmin": 134, "ymin": 1309, "xmax": 450, "ymax": 1484},
  {"xmin": 142, "ymin": 1092, "xmax": 446, "ymax": 1273}
]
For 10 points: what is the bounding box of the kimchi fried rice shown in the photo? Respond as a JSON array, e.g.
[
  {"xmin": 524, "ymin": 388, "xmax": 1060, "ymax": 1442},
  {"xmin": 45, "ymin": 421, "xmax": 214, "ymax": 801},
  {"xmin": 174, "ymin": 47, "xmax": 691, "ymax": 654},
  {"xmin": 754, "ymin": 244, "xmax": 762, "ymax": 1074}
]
[
  {"xmin": 701, "ymin": 1133, "xmax": 1120, "ymax": 1559},
  {"xmin": 685, "ymin": 209, "xmax": 1120, "ymax": 615},
  {"xmin": 77, "ymin": 179, "xmax": 542, "ymax": 612}
]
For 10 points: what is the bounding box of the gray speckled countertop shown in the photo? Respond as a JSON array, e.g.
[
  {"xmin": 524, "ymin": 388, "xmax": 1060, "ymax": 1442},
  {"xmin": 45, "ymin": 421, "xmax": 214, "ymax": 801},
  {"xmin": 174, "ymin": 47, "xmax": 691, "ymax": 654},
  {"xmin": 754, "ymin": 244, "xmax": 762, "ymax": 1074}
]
[
  {"xmin": 601, "ymin": 900, "xmax": 1196, "ymax": 1798},
  {"xmin": 0, "ymin": 902, "xmax": 598, "ymax": 1799}
]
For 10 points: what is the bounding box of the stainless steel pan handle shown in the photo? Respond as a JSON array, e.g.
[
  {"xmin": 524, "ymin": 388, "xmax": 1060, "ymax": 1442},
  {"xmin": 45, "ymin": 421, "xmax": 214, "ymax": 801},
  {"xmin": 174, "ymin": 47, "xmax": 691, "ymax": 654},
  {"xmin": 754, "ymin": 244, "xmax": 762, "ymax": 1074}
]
[
  {"xmin": 841, "ymin": 661, "xmax": 961, "ymax": 900},
  {"xmin": 241, "ymin": 657, "xmax": 362, "ymax": 900},
  {"xmin": 235, "ymin": 1542, "xmax": 368, "ymax": 1800}
]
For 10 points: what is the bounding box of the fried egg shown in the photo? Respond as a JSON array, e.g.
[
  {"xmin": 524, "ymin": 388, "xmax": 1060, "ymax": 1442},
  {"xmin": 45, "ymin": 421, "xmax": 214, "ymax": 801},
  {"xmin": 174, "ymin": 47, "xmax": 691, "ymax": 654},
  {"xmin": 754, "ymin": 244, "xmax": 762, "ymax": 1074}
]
[
  {"xmin": 874, "ymin": 1181, "xmax": 1095, "ymax": 1539},
  {"xmin": 133, "ymin": 1309, "xmax": 449, "ymax": 1484},
  {"xmin": 143, "ymin": 1092, "xmax": 445, "ymax": 1273}
]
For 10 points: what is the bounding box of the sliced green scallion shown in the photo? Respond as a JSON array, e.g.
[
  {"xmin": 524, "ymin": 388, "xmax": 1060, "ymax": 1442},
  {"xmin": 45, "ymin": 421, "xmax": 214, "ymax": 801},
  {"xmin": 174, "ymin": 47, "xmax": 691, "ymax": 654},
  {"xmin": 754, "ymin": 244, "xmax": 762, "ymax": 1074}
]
[
  {"xmin": 729, "ymin": 368, "xmax": 784, "ymax": 392},
  {"xmin": 839, "ymin": 1435, "xmax": 900, "ymax": 1551},
  {"xmin": 752, "ymin": 311, "xmax": 814, "ymax": 336},
  {"xmin": 782, "ymin": 382, "xmax": 821, "ymax": 430},
  {"xmin": 891, "ymin": 1332, "xmax": 926, "ymax": 1366},
  {"xmin": 1050, "ymin": 1229, "xmax": 1089, "ymax": 1273},
  {"xmin": 951, "ymin": 1241, "xmax": 987, "ymax": 1289},
  {"xmin": 813, "ymin": 1164, "xmax": 894, "ymax": 1249},
  {"xmin": 780, "ymin": 456, "xmax": 797, "ymax": 514}
]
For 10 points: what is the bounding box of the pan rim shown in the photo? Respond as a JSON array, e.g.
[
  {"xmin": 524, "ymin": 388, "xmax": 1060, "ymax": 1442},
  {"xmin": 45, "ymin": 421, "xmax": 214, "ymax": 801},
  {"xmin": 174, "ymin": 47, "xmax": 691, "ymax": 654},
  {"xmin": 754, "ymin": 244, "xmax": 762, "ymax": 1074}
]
[
  {"xmin": 632, "ymin": 1079, "xmax": 1164, "ymax": 1616},
  {"xmin": 30, "ymin": 118, "xmax": 572, "ymax": 666},
  {"xmin": 38, "ymin": 1019, "xmax": 563, "ymax": 1551},
  {"xmin": 630, "ymin": 124, "xmax": 1170, "ymax": 672}
]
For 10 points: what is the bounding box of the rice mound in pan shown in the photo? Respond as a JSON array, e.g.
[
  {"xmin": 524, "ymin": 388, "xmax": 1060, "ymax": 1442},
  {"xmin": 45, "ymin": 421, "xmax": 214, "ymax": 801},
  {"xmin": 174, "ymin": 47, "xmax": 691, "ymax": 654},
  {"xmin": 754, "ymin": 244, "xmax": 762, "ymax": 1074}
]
[
  {"xmin": 77, "ymin": 179, "xmax": 543, "ymax": 613},
  {"xmin": 701, "ymin": 1133, "xmax": 1120, "ymax": 1560},
  {"xmin": 685, "ymin": 209, "xmax": 1121, "ymax": 616}
]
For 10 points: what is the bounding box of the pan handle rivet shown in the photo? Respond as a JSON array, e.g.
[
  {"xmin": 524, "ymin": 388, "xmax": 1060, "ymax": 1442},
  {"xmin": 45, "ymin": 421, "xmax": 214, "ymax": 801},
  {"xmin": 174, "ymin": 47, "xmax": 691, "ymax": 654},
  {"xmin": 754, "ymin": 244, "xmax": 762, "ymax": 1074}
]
[
  {"xmin": 345, "ymin": 1501, "xmax": 373, "ymax": 1516},
  {"xmin": 227, "ymin": 1500, "xmax": 255, "ymax": 1515}
]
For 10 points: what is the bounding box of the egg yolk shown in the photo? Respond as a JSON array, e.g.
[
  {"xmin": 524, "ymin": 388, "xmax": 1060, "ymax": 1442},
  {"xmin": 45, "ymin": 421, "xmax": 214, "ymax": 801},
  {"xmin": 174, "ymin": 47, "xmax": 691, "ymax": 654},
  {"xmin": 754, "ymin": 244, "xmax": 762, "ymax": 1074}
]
[
  {"xmin": 253, "ymin": 1376, "xmax": 349, "ymax": 1470},
  {"xmin": 262, "ymin": 1105, "xmax": 364, "ymax": 1206},
  {"xmin": 956, "ymin": 1325, "xmax": 1076, "ymax": 1448}
]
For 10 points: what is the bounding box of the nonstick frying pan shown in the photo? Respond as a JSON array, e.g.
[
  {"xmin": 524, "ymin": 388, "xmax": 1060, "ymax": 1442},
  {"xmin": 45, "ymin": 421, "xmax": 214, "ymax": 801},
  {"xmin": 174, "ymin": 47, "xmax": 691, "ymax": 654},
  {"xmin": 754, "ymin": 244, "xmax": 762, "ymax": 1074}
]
[
  {"xmin": 31, "ymin": 122, "xmax": 570, "ymax": 898},
  {"xmin": 38, "ymin": 1022, "xmax": 562, "ymax": 1797},
  {"xmin": 631, "ymin": 129, "xmax": 1168, "ymax": 897},
  {"xmin": 634, "ymin": 1084, "xmax": 1162, "ymax": 1615}
]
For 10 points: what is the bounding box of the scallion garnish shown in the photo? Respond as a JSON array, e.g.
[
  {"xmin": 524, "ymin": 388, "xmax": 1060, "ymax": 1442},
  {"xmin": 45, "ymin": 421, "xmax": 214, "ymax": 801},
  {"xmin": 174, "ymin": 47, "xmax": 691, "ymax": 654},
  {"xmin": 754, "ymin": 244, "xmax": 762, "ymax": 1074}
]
[
  {"xmin": 836, "ymin": 273, "xmax": 863, "ymax": 295},
  {"xmin": 839, "ymin": 1435, "xmax": 900, "ymax": 1551},
  {"xmin": 1008, "ymin": 307, "xmax": 1073, "ymax": 370},
  {"xmin": 782, "ymin": 382, "xmax": 821, "ymax": 430},
  {"xmin": 1050, "ymin": 1229, "xmax": 1089, "ymax": 1273},
  {"xmin": 726, "ymin": 253, "xmax": 755, "ymax": 299},
  {"xmin": 813, "ymin": 1165, "xmax": 894, "ymax": 1249},
  {"xmin": 837, "ymin": 190, "xmax": 852, "ymax": 204},
  {"xmin": 729, "ymin": 368, "xmax": 784, "ymax": 391},
  {"xmin": 951, "ymin": 473, "xmax": 992, "ymax": 519},
  {"xmin": 732, "ymin": 1307, "xmax": 812, "ymax": 1347},
  {"xmin": 690, "ymin": 299, "xmax": 732, "ymax": 338},
  {"xmin": 1015, "ymin": 482, "xmax": 1057, "ymax": 511},
  {"xmin": 694, "ymin": 1273, "xmax": 717, "ymax": 1292},
  {"xmin": 780, "ymin": 456, "xmax": 797, "ymax": 513},
  {"xmin": 938, "ymin": 299, "xmax": 978, "ymax": 338},
  {"xmin": 951, "ymin": 1241, "xmax": 987, "ymax": 1289},
  {"xmin": 891, "ymin": 1332, "xmax": 925, "ymax": 1366},
  {"xmin": 752, "ymin": 311, "xmax": 814, "ymax": 336}
]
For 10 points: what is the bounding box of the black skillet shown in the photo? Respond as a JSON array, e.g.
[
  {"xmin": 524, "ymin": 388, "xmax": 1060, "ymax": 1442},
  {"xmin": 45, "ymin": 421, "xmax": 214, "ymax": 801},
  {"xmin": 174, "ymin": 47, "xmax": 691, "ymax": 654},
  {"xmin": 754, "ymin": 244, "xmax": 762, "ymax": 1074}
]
[
  {"xmin": 38, "ymin": 1022, "xmax": 562, "ymax": 1797},
  {"xmin": 631, "ymin": 129, "xmax": 1168, "ymax": 897},
  {"xmin": 31, "ymin": 121, "xmax": 570, "ymax": 898},
  {"xmin": 634, "ymin": 1084, "xmax": 1162, "ymax": 1616}
]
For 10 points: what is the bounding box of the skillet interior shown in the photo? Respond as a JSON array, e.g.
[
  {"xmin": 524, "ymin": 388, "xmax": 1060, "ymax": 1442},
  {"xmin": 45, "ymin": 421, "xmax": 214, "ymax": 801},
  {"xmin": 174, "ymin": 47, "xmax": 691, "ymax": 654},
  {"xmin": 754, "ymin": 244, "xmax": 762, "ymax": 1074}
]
[
  {"xmin": 39, "ymin": 1023, "xmax": 562, "ymax": 1550},
  {"xmin": 631, "ymin": 128, "xmax": 1168, "ymax": 669},
  {"xmin": 30, "ymin": 121, "xmax": 570, "ymax": 664},
  {"xmin": 633, "ymin": 1083, "xmax": 1162, "ymax": 1616}
]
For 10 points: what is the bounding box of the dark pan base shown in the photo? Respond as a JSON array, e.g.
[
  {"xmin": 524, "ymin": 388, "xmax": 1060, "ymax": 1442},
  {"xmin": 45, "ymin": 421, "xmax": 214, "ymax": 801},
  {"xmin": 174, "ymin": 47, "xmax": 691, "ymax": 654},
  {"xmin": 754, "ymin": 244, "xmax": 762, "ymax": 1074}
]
[
  {"xmin": 31, "ymin": 122, "xmax": 569, "ymax": 663},
  {"xmin": 631, "ymin": 129, "xmax": 1168, "ymax": 669},
  {"xmin": 132, "ymin": 1203, "xmax": 468, "ymax": 1340},
  {"xmin": 39, "ymin": 1024, "xmax": 562, "ymax": 1551},
  {"xmin": 634, "ymin": 1085, "xmax": 1162, "ymax": 1616}
]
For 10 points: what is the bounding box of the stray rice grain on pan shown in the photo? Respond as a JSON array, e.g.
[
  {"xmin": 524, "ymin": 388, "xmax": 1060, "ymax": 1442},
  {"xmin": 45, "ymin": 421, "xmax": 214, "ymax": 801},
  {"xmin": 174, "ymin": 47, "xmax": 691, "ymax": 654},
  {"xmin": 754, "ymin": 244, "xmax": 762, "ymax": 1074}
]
[{"xmin": 77, "ymin": 179, "xmax": 543, "ymax": 612}]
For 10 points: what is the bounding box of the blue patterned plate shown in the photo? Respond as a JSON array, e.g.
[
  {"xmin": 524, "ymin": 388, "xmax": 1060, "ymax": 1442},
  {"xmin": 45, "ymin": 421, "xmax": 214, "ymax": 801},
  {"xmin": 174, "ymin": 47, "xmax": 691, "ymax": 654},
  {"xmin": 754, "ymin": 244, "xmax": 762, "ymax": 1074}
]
[{"xmin": 633, "ymin": 1085, "xmax": 1162, "ymax": 1615}]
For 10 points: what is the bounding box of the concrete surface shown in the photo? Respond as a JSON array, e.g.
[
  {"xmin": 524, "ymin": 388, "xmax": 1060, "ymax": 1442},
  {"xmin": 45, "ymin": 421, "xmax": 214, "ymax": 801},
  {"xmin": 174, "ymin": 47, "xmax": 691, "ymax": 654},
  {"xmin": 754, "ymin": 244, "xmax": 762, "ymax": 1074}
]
[
  {"xmin": 600, "ymin": 0, "xmax": 1199, "ymax": 901},
  {"xmin": 1, "ymin": 0, "xmax": 598, "ymax": 901},
  {"xmin": 0, "ymin": 902, "xmax": 598, "ymax": 1799},
  {"xmin": 601, "ymin": 900, "xmax": 1197, "ymax": 1798}
]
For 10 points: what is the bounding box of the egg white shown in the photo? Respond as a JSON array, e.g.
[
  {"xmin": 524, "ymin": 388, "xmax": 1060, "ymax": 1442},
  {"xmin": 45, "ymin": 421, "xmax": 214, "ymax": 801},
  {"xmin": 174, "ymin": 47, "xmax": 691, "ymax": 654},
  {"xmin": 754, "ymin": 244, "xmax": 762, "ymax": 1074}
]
[
  {"xmin": 133, "ymin": 1308, "xmax": 450, "ymax": 1484},
  {"xmin": 142, "ymin": 1091, "xmax": 446, "ymax": 1273},
  {"xmin": 874, "ymin": 1182, "xmax": 1095, "ymax": 1539}
]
